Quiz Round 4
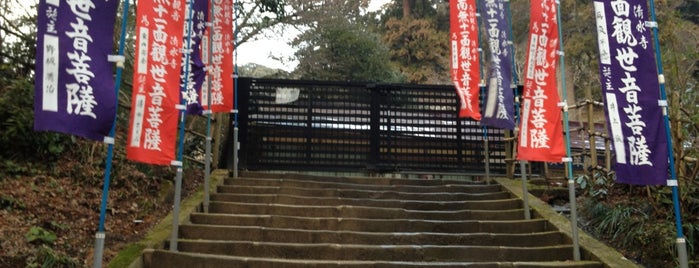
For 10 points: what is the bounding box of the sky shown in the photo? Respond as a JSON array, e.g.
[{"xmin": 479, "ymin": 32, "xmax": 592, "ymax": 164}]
[
  {"xmin": 10, "ymin": 0, "xmax": 390, "ymax": 72},
  {"xmin": 236, "ymin": 0, "xmax": 392, "ymax": 72}
]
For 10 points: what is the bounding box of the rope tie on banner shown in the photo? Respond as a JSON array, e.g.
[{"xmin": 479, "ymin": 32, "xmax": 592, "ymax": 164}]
[
  {"xmin": 103, "ymin": 137, "xmax": 115, "ymax": 145},
  {"xmin": 557, "ymin": 101, "xmax": 568, "ymax": 112},
  {"xmin": 107, "ymin": 55, "xmax": 125, "ymax": 68},
  {"xmin": 644, "ymin": 21, "xmax": 658, "ymax": 28}
]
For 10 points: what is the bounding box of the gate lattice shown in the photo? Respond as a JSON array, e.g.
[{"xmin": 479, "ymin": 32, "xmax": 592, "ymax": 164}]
[{"xmin": 226, "ymin": 78, "xmax": 508, "ymax": 174}]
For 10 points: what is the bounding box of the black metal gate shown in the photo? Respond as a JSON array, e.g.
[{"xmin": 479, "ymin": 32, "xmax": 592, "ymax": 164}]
[{"xmin": 226, "ymin": 78, "xmax": 508, "ymax": 174}]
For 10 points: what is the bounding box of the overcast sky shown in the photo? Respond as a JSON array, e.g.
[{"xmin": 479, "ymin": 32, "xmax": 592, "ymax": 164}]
[
  {"xmin": 10, "ymin": 0, "xmax": 390, "ymax": 72},
  {"xmin": 237, "ymin": 0, "xmax": 391, "ymax": 71}
]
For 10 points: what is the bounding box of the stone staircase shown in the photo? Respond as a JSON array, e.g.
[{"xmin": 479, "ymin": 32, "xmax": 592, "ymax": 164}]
[{"xmin": 142, "ymin": 172, "xmax": 608, "ymax": 267}]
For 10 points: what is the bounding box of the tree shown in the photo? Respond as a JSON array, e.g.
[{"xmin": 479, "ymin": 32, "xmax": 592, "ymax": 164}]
[
  {"xmin": 382, "ymin": 18, "xmax": 449, "ymax": 84},
  {"xmin": 292, "ymin": 18, "xmax": 403, "ymax": 82}
]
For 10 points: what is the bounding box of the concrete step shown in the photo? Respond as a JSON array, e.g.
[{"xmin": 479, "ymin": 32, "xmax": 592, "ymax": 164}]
[
  {"xmin": 209, "ymin": 193, "xmax": 520, "ymax": 210},
  {"xmin": 188, "ymin": 213, "xmax": 553, "ymax": 233},
  {"xmin": 238, "ymin": 171, "xmax": 486, "ymax": 187},
  {"xmin": 216, "ymin": 184, "xmax": 511, "ymax": 201},
  {"xmin": 178, "ymin": 224, "xmax": 568, "ymax": 247},
  {"xmin": 224, "ymin": 177, "xmax": 503, "ymax": 194},
  {"xmin": 172, "ymin": 240, "xmax": 576, "ymax": 262},
  {"xmin": 144, "ymin": 249, "xmax": 605, "ymax": 268},
  {"xmin": 206, "ymin": 201, "xmax": 526, "ymax": 221},
  {"xmin": 141, "ymin": 172, "xmax": 611, "ymax": 267}
]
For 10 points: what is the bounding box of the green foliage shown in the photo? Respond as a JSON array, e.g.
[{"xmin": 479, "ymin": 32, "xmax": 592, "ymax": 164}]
[
  {"xmin": 0, "ymin": 79, "xmax": 71, "ymax": 162},
  {"xmin": 382, "ymin": 18, "xmax": 449, "ymax": 84},
  {"xmin": 575, "ymin": 171, "xmax": 612, "ymax": 198},
  {"xmin": 25, "ymin": 227, "xmax": 57, "ymax": 245},
  {"xmin": 293, "ymin": 19, "xmax": 403, "ymax": 82},
  {"xmin": 0, "ymin": 194, "xmax": 25, "ymax": 211},
  {"xmin": 26, "ymin": 245, "xmax": 78, "ymax": 268},
  {"xmin": 108, "ymin": 243, "xmax": 146, "ymax": 268}
]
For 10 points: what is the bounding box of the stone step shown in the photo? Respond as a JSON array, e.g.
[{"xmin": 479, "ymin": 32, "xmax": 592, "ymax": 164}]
[
  {"xmin": 178, "ymin": 224, "xmax": 568, "ymax": 247},
  {"xmin": 209, "ymin": 193, "xmax": 522, "ymax": 211},
  {"xmin": 238, "ymin": 171, "xmax": 485, "ymax": 187},
  {"xmin": 216, "ymin": 185, "xmax": 510, "ymax": 201},
  {"xmin": 173, "ymin": 240, "xmax": 576, "ymax": 262},
  {"xmin": 224, "ymin": 177, "xmax": 503, "ymax": 194},
  {"xmin": 144, "ymin": 249, "xmax": 604, "ymax": 268},
  {"xmin": 189, "ymin": 213, "xmax": 552, "ymax": 233},
  {"xmin": 207, "ymin": 201, "xmax": 524, "ymax": 221}
]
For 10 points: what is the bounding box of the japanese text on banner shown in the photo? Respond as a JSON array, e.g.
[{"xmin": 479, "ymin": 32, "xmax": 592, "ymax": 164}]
[
  {"xmin": 127, "ymin": 0, "xmax": 187, "ymax": 165},
  {"xmin": 201, "ymin": 0, "xmax": 234, "ymax": 113},
  {"xmin": 450, "ymin": 0, "xmax": 481, "ymax": 120},
  {"xmin": 594, "ymin": 0, "xmax": 668, "ymax": 185},
  {"xmin": 517, "ymin": 0, "xmax": 566, "ymax": 162},
  {"xmin": 34, "ymin": 0, "xmax": 119, "ymax": 141},
  {"xmin": 479, "ymin": 0, "xmax": 515, "ymax": 130}
]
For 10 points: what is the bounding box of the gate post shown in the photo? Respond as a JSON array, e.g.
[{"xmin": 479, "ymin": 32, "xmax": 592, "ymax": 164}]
[{"xmin": 368, "ymin": 84, "xmax": 381, "ymax": 173}]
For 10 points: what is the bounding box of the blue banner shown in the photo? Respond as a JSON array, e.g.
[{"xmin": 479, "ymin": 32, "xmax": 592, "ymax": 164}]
[
  {"xmin": 479, "ymin": 0, "xmax": 515, "ymax": 130},
  {"xmin": 594, "ymin": 0, "xmax": 668, "ymax": 185},
  {"xmin": 34, "ymin": 0, "xmax": 119, "ymax": 141},
  {"xmin": 183, "ymin": 0, "xmax": 210, "ymax": 115}
]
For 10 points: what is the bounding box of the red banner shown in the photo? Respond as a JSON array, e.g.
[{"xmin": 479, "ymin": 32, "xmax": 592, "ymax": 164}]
[
  {"xmin": 516, "ymin": 0, "xmax": 565, "ymax": 162},
  {"xmin": 202, "ymin": 0, "xmax": 234, "ymax": 113},
  {"xmin": 450, "ymin": 0, "xmax": 481, "ymax": 120},
  {"xmin": 127, "ymin": 0, "xmax": 187, "ymax": 165}
]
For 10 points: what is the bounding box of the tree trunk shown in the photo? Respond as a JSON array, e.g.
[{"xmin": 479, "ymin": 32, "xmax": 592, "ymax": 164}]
[{"xmin": 403, "ymin": 0, "xmax": 411, "ymax": 19}]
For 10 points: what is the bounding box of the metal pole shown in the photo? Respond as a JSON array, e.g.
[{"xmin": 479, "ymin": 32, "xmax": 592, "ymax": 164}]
[
  {"xmin": 647, "ymin": 0, "xmax": 688, "ymax": 266},
  {"xmin": 484, "ymin": 134, "xmax": 491, "ymax": 184},
  {"xmin": 170, "ymin": 0, "xmax": 196, "ymax": 251},
  {"xmin": 554, "ymin": 0, "xmax": 581, "ymax": 261},
  {"xmin": 232, "ymin": 0, "xmax": 240, "ymax": 178},
  {"xmin": 202, "ymin": 0, "xmax": 217, "ymax": 214},
  {"xmin": 233, "ymin": 127, "xmax": 239, "ymax": 178},
  {"xmin": 474, "ymin": 7, "xmax": 490, "ymax": 184},
  {"xmin": 520, "ymin": 161, "xmax": 531, "ymax": 220},
  {"xmin": 505, "ymin": 0, "xmax": 528, "ymax": 220},
  {"xmin": 92, "ymin": 1, "xmax": 130, "ymax": 266}
]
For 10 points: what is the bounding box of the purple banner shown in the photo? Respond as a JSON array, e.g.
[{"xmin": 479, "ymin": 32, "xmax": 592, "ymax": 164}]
[
  {"xmin": 183, "ymin": 0, "xmax": 209, "ymax": 115},
  {"xmin": 478, "ymin": 0, "xmax": 515, "ymax": 130},
  {"xmin": 34, "ymin": 0, "xmax": 119, "ymax": 141},
  {"xmin": 594, "ymin": 0, "xmax": 668, "ymax": 185}
]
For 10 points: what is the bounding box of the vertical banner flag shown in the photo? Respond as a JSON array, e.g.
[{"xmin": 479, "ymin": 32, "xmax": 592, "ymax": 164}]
[
  {"xmin": 450, "ymin": 0, "xmax": 481, "ymax": 120},
  {"xmin": 517, "ymin": 0, "xmax": 566, "ymax": 162},
  {"xmin": 594, "ymin": 0, "xmax": 668, "ymax": 185},
  {"xmin": 127, "ymin": 0, "xmax": 187, "ymax": 165},
  {"xmin": 202, "ymin": 0, "xmax": 235, "ymax": 113},
  {"xmin": 183, "ymin": 0, "xmax": 210, "ymax": 115},
  {"xmin": 478, "ymin": 0, "xmax": 515, "ymax": 129},
  {"xmin": 34, "ymin": 0, "xmax": 119, "ymax": 141}
]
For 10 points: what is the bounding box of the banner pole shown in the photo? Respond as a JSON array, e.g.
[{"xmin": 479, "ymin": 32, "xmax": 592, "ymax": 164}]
[
  {"xmin": 92, "ymin": 1, "xmax": 130, "ymax": 267},
  {"xmin": 554, "ymin": 0, "xmax": 581, "ymax": 261},
  {"xmin": 169, "ymin": 0, "xmax": 196, "ymax": 251},
  {"xmin": 647, "ymin": 0, "xmax": 688, "ymax": 266},
  {"xmin": 503, "ymin": 0, "xmax": 529, "ymax": 220},
  {"xmin": 474, "ymin": 7, "xmax": 490, "ymax": 184},
  {"xmin": 202, "ymin": 0, "xmax": 217, "ymax": 214},
  {"xmin": 233, "ymin": 0, "xmax": 240, "ymax": 178}
]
